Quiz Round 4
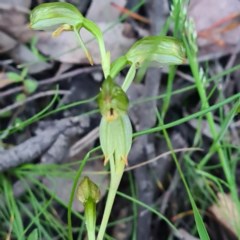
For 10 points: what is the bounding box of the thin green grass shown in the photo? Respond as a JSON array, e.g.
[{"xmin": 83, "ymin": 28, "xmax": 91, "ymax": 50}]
[
  {"xmin": 2, "ymin": 176, "xmax": 25, "ymax": 239},
  {"xmin": 1, "ymin": 78, "xmax": 239, "ymax": 239},
  {"xmin": 128, "ymin": 172, "xmax": 137, "ymax": 240},
  {"xmin": 156, "ymin": 109, "xmax": 210, "ymax": 239}
]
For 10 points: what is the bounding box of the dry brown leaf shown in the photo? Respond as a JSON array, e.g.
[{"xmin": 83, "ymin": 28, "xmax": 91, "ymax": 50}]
[
  {"xmin": 36, "ymin": 23, "xmax": 136, "ymax": 64},
  {"xmin": 209, "ymin": 192, "xmax": 240, "ymax": 237},
  {"xmin": 189, "ymin": 0, "xmax": 240, "ymax": 47},
  {"xmin": 0, "ymin": 72, "xmax": 14, "ymax": 89},
  {"xmin": 9, "ymin": 44, "xmax": 53, "ymax": 74},
  {"xmin": 0, "ymin": 31, "xmax": 17, "ymax": 53},
  {"xmin": 0, "ymin": 0, "xmax": 33, "ymax": 43},
  {"xmin": 87, "ymin": 0, "xmax": 126, "ymax": 22},
  {"xmin": 0, "ymin": 0, "xmax": 31, "ymax": 10},
  {"xmin": 176, "ymin": 229, "xmax": 199, "ymax": 240}
]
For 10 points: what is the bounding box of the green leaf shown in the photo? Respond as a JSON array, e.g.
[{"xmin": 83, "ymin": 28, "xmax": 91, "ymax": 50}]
[
  {"xmin": 7, "ymin": 72, "xmax": 22, "ymax": 82},
  {"xmin": 14, "ymin": 117, "xmax": 24, "ymax": 130},
  {"xmin": 15, "ymin": 93, "xmax": 26, "ymax": 102},
  {"xmin": 27, "ymin": 229, "xmax": 38, "ymax": 240},
  {"xmin": 0, "ymin": 110, "xmax": 12, "ymax": 118},
  {"xmin": 190, "ymin": 198, "xmax": 210, "ymax": 240},
  {"xmin": 30, "ymin": 36, "xmax": 47, "ymax": 61},
  {"xmin": 24, "ymin": 79, "xmax": 38, "ymax": 94},
  {"xmin": 20, "ymin": 68, "xmax": 28, "ymax": 79}
]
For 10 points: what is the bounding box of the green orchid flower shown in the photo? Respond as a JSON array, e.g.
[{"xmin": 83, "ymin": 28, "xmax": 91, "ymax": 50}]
[
  {"xmin": 97, "ymin": 77, "xmax": 132, "ymax": 165},
  {"xmin": 126, "ymin": 36, "xmax": 186, "ymax": 67},
  {"xmin": 110, "ymin": 36, "xmax": 186, "ymax": 79},
  {"xmin": 30, "ymin": 2, "xmax": 84, "ymax": 31},
  {"xmin": 30, "ymin": 2, "xmax": 110, "ymax": 76}
]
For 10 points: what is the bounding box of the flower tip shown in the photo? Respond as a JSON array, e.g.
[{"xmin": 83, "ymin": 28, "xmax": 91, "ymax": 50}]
[
  {"xmin": 86, "ymin": 52, "xmax": 94, "ymax": 65},
  {"xmin": 122, "ymin": 156, "xmax": 128, "ymax": 166},
  {"xmin": 103, "ymin": 156, "xmax": 109, "ymax": 165}
]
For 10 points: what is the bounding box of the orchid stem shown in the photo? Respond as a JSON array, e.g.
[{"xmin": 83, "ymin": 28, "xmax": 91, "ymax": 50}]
[{"xmin": 97, "ymin": 157, "xmax": 125, "ymax": 240}]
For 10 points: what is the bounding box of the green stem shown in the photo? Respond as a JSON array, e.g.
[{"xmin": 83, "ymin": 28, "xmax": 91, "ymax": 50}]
[
  {"xmin": 85, "ymin": 200, "xmax": 96, "ymax": 240},
  {"xmin": 161, "ymin": 65, "xmax": 176, "ymax": 118},
  {"xmin": 97, "ymin": 158, "xmax": 125, "ymax": 240},
  {"xmin": 83, "ymin": 18, "xmax": 110, "ymax": 78},
  {"xmin": 110, "ymin": 56, "xmax": 128, "ymax": 78}
]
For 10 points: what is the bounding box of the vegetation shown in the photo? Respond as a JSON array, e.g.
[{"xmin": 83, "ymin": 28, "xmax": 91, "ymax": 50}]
[{"xmin": 0, "ymin": 0, "xmax": 239, "ymax": 240}]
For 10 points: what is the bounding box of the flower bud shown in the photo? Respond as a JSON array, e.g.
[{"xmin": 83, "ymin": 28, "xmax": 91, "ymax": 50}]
[
  {"xmin": 77, "ymin": 177, "xmax": 100, "ymax": 205},
  {"xmin": 77, "ymin": 177, "xmax": 100, "ymax": 239}
]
